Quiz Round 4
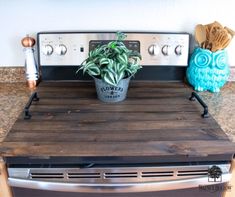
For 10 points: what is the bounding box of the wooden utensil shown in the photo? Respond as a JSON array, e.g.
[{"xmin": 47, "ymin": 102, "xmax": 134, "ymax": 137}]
[
  {"xmin": 211, "ymin": 29, "xmax": 228, "ymax": 52},
  {"xmin": 225, "ymin": 26, "xmax": 235, "ymax": 38},
  {"xmin": 221, "ymin": 37, "xmax": 232, "ymax": 49},
  {"xmin": 205, "ymin": 25, "xmax": 210, "ymax": 40},
  {"xmin": 195, "ymin": 21, "xmax": 234, "ymax": 51},
  {"xmin": 221, "ymin": 26, "xmax": 235, "ymax": 49},
  {"xmin": 208, "ymin": 22, "xmax": 225, "ymax": 51},
  {"xmin": 204, "ymin": 21, "xmax": 221, "ymax": 40},
  {"xmin": 195, "ymin": 24, "xmax": 207, "ymax": 48}
]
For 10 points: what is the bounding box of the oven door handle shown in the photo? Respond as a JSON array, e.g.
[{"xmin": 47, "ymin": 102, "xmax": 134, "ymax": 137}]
[{"xmin": 8, "ymin": 173, "xmax": 231, "ymax": 193}]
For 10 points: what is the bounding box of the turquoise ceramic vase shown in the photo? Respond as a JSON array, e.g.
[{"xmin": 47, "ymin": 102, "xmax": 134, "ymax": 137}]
[{"xmin": 186, "ymin": 48, "xmax": 230, "ymax": 92}]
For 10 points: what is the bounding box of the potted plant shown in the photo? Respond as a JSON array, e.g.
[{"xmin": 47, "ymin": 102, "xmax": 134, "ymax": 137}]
[{"xmin": 77, "ymin": 32, "xmax": 142, "ymax": 102}]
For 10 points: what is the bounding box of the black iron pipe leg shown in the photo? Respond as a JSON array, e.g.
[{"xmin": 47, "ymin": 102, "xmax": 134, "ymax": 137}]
[
  {"xmin": 24, "ymin": 92, "xmax": 39, "ymax": 120},
  {"xmin": 33, "ymin": 92, "xmax": 39, "ymax": 101},
  {"xmin": 189, "ymin": 92, "xmax": 209, "ymax": 118}
]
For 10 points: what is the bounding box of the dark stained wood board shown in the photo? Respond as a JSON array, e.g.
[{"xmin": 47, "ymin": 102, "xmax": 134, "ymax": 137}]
[{"xmin": 0, "ymin": 81, "xmax": 234, "ymax": 157}]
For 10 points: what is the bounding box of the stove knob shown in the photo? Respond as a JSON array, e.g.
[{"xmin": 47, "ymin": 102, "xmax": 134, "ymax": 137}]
[
  {"xmin": 148, "ymin": 44, "xmax": 160, "ymax": 56},
  {"xmin": 42, "ymin": 44, "xmax": 53, "ymax": 56},
  {"xmin": 175, "ymin": 45, "xmax": 183, "ymax": 56},
  {"xmin": 55, "ymin": 44, "xmax": 67, "ymax": 55},
  {"xmin": 162, "ymin": 45, "xmax": 171, "ymax": 56}
]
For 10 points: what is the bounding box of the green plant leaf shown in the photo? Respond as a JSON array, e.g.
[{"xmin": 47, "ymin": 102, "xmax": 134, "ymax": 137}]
[
  {"xmin": 117, "ymin": 53, "xmax": 128, "ymax": 64},
  {"xmin": 76, "ymin": 31, "xmax": 142, "ymax": 84},
  {"xmin": 116, "ymin": 32, "xmax": 127, "ymax": 41},
  {"xmin": 82, "ymin": 62, "xmax": 93, "ymax": 74},
  {"xmin": 127, "ymin": 63, "xmax": 142, "ymax": 75},
  {"xmin": 113, "ymin": 47, "xmax": 123, "ymax": 54},
  {"xmin": 87, "ymin": 66, "xmax": 100, "ymax": 76},
  {"xmin": 108, "ymin": 41, "xmax": 117, "ymax": 49},
  {"xmin": 83, "ymin": 62, "xmax": 100, "ymax": 75},
  {"xmin": 113, "ymin": 62, "xmax": 118, "ymax": 73},
  {"xmin": 125, "ymin": 68, "xmax": 132, "ymax": 77},
  {"xmin": 88, "ymin": 51, "xmax": 94, "ymax": 57},
  {"xmin": 99, "ymin": 58, "xmax": 111, "ymax": 65},
  {"xmin": 118, "ymin": 64, "xmax": 127, "ymax": 74},
  {"xmin": 103, "ymin": 72, "xmax": 117, "ymax": 86},
  {"xmin": 115, "ymin": 70, "xmax": 125, "ymax": 84},
  {"xmin": 107, "ymin": 60, "xmax": 115, "ymax": 70}
]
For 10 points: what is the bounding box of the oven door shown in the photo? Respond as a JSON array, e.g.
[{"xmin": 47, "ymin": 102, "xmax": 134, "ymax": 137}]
[{"xmin": 8, "ymin": 163, "xmax": 231, "ymax": 197}]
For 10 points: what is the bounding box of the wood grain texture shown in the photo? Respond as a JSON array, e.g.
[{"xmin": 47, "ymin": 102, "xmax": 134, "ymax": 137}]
[
  {"xmin": 0, "ymin": 81, "xmax": 234, "ymax": 157},
  {"xmin": 0, "ymin": 140, "xmax": 234, "ymax": 157}
]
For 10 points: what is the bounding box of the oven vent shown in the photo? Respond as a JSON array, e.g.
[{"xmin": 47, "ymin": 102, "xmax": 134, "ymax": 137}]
[
  {"xmin": 104, "ymin": 172, "xmax": 138, "ymax": 179},
  {"xmin": 10, "ymin": 164, "xmax": 230, "ymax": 185},
  {"xmin": 141, "ymin": 171, "xmax": 174, "ymax": 178},
  {"xmin": 177, "ymin": 169, "xmax": 208, "ymax": 177},
  {"xmin": 68, "ymin": 172, "xmax": 101, "ymax": 179},
  {"xmin": 29, "ymin": 169, "xmax": 209, "ymax": 180},
  {"xmin": 30, "ymin": 172, "xmax": 64, "ymax": 179}
]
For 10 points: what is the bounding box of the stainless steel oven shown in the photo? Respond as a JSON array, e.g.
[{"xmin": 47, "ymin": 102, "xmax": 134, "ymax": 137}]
[
  {"xmin": 2, "ymin": 32, "xmax": 234, "ymax": 197},
  {"xmin": 8, "ymin": 162, "xmax": 231, "ymax": 197}
]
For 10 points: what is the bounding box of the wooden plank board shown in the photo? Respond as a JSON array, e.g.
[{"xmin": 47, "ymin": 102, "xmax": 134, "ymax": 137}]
[
  {"xmin": 28, "ymin": 104, "xmax": 202, "ymax": 112},
  {"xmin": 38, "ymin": 81, "xmax": 188, "ymax": 88},
  {"xmin": 0, "ymin": 141, "xmax": 234, "ymax": 157},
  {"xmin": 5, "ymin": 128, "xmax": 228, "ymax": 142},
  {"xmin": 36, "ymin": 92, "xmax": 191, "ymax": 99},
  {"xmin": 35, "ymin": 98, "xmax": 195, "ymax": 105},
  {"xmin": 0, "ymin": 81, "xmax": 234, "ymax": 157},
  {"xmin": 10, "ymin": 119, "xmax": 219, "ymax": 132},
  {"xmin": 16, "ymin": 111, "xmax": 209, "ymax": 121}
]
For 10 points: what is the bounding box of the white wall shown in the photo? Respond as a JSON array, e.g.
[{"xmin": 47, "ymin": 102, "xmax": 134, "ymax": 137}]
[{"xmin": 0, "ymin": 0, "xmax": 235, "ymax": 66}]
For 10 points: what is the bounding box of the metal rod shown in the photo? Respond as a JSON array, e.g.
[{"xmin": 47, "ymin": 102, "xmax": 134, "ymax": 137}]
[
  {"xmin": 189, "ymin": 92, "xmax": 209, "ymax": 118},
  {"xmin": 24, "ymin": 92, "xmax": 39, "ymax": 120}
]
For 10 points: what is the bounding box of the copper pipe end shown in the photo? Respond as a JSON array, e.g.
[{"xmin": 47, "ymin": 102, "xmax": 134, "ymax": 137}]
[{"xmin": 26, "ymin": 80, "xmax": 37, "ymax": 89}]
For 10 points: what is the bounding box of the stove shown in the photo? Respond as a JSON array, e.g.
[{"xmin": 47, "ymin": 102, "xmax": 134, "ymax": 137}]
[{"xmin": 1, "ymin": 32, "xmax": 235, "ymax": 197}]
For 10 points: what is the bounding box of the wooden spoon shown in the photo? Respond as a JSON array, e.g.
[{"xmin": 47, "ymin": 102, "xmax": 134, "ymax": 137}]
[
  {"xmin": 208, "ymin": 22, "xmax": 224, "ymax": 51},
  {"xmin": 211, "ymin": 28, "xmax": 232, "ymax": 51},
  {"xmin": 221, "ymin": 37, "xmax": 232, "ymax": 49},
  {"xmin": 195, "ymin": 24, "xmax": 207, "ymax": 48},
  {"xmin": 205, "ymin": 25, "xmax": 210, "ymax": 40},
  {"xmin": 225, "ymin": 26, "xmax": 235, "ymax": 38}
]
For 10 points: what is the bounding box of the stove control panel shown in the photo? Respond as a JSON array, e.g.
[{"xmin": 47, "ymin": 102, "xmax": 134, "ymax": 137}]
[{"xmin": 38, "ymin": 32, "xmax": 189, "ymax": 66}]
